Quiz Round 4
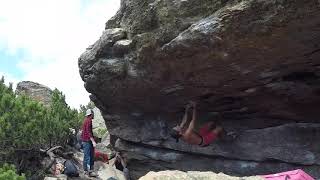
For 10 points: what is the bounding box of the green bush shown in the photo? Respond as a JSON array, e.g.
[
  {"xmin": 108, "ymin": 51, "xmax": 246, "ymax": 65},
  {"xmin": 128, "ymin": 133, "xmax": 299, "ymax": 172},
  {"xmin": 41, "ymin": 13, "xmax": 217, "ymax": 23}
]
[
  {"xmin": 0, "ymin": 164, "xmax": 25, "ymax": 180},
  {"xmin": 0, "ymin": 77, "xmax": 83, "ymax": 175},
  {"xmin": 94, "ymin": 127, "xmax": 108, "ymax": 138}
]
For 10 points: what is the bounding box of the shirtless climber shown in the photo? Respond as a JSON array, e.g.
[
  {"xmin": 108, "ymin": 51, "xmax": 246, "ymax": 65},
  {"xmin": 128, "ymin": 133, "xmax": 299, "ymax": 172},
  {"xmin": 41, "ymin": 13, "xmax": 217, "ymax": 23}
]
[{"xmin": 170, "ymin": 101, "xmax": 230, "ymax": 146}]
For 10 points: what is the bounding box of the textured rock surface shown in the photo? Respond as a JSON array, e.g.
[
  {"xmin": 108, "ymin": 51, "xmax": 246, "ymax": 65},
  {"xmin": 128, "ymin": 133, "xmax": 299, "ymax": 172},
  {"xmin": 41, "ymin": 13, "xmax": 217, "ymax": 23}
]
[
  {"xmin": 16, "ymin": 81, "xmax": 53, "ymax": 106},
  {"xmin": 44, "ymin": 175, "xmax": 67, "ymax": 180},
  {"xmin": 140, "ymin": 171, "xmax": 264, "ymax": 180},
  {"xmin": 116, "ymin": 139, "xmax": 320, "ymax": 180},
  {"xmin": 92, "ymin": 107, "xmax": 108, "ymax": 138},
  {"xmin": 79, "ymin": 0, "xmax": 320, "ymax": 179}
]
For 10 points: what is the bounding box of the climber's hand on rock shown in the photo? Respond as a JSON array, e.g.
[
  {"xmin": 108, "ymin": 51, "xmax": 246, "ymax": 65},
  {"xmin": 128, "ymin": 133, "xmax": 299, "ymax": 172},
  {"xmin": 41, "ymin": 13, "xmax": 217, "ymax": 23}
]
[
  {"xmin": 185, "ymin": 103, "xmax": 192, "ymax": 110},
  {"xmin": 189, "ymin": 101, "xmax": 197, "ymax": 107}
]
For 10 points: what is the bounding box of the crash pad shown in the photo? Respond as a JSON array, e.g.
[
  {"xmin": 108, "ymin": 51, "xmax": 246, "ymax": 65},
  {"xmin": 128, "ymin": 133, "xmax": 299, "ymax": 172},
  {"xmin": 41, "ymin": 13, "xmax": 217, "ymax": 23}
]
[{"xmin": 262, "ymin": 169, "xmax": 314, "ymax": 180}]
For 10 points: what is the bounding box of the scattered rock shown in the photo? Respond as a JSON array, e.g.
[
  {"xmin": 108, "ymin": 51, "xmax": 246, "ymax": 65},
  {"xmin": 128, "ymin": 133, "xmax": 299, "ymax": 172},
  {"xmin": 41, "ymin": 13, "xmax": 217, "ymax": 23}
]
[
  {"xmin": 139, "ymin": 171, "xmax": 264, "ymax": 180},
  {"xmin": 44, "ymin": 174, "xmax": 67, "ymax": 180}
]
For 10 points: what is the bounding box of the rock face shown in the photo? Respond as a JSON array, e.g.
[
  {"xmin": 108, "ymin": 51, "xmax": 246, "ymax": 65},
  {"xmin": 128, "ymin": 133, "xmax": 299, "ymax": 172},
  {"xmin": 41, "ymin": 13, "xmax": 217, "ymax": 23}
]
[
  {"xmin": 16, "ymin": 81, "xmax": 53, "ymax": 106},
  {"xmin": 79, "ymin": 0, "xmax": 320, "ymax": 179},
  {"xmin": 92, "ymin": 107, "xmax": 108, "ymax": 138}
]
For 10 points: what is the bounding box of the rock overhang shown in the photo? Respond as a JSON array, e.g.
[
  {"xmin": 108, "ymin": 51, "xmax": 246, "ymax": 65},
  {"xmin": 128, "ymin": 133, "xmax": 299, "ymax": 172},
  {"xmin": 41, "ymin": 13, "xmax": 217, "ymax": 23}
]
[{"xmin": 78, "ymin": 0, "xmax": 320, "ymax": 178}]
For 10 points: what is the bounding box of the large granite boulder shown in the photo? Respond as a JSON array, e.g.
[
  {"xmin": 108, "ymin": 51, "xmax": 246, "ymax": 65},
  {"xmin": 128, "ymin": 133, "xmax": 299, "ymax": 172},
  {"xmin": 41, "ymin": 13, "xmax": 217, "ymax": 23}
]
[
  {"xmin": 16, "ymin": 81, "xmax": 53, "ymax": 106},
  {"xmin": 79, "ymin": 0, "xmax": 320, "ymax": 179}
]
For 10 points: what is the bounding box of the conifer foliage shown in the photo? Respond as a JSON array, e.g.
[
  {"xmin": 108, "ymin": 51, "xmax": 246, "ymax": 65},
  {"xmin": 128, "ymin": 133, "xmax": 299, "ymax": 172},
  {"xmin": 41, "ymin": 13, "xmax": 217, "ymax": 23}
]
[
  {"xmin": 0, "ymin": 164, "xmax": 25, "ymax": 180},
  {"xmin": 0, "ymin": 77, "xmax": 83, "ymax": 175}
]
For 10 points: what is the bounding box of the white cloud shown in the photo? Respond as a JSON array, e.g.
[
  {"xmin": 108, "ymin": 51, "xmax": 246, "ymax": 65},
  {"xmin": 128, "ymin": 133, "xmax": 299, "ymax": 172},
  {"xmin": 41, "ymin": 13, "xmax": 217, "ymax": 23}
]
[{"xmin": 0, "ymin": 0, "xmax": 120, "ymax": 108}]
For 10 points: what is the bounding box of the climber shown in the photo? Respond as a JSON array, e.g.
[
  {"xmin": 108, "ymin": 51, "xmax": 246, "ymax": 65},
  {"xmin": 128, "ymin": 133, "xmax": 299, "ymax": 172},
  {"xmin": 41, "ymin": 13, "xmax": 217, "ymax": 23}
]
[
  {"xmin": 81, "ymin": 109, "xmax": 98, "ymax": 177},
  {"xmin": 170, "ymin": 101, "xmax": 226, "ymax": 146}
]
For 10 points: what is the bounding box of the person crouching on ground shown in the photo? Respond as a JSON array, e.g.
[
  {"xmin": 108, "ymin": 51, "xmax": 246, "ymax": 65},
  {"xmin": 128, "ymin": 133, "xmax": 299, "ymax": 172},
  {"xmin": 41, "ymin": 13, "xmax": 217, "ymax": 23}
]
[{"xmin": 81, "ymin": 109, "xmax": 98, "ymax": 177}]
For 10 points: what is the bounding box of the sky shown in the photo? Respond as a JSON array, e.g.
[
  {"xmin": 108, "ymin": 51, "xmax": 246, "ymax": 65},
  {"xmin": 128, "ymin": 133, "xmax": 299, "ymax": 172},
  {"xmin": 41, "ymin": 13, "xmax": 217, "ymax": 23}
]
[{"xmin": 0, "ymin": 0, "xmax": 120, "ymax": 109}]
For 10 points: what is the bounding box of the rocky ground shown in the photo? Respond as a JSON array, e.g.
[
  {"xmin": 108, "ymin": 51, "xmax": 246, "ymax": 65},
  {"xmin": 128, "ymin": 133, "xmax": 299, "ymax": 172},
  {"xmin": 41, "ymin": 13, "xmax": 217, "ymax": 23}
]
[{"xmin": 44, "ymin": 149, "xmax": 125, "ymax": 180}]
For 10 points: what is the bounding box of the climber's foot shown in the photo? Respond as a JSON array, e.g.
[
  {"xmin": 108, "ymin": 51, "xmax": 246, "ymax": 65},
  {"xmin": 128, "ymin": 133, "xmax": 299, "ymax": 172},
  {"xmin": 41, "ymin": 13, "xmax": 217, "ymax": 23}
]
[
  {"xmin": 220, "ymin": 131, "xmax": 238, "ymax": 141},
  {"xmin": 227, "ymin": 131, "xmax": 238, "ymax": 139}
]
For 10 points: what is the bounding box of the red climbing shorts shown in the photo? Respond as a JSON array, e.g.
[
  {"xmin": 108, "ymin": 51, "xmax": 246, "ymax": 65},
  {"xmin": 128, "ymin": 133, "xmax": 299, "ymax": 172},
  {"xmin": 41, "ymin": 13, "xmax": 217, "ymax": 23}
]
[{"xmin": 198, "ymin": 123, "xmax": 218, "ymax": 146}]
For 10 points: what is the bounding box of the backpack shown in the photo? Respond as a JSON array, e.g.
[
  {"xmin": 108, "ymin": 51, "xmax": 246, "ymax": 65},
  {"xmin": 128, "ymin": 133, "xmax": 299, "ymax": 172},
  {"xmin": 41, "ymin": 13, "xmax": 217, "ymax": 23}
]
[{"xmin": 63, "ymin": 160, "xmax": 79, "ymax": 177}]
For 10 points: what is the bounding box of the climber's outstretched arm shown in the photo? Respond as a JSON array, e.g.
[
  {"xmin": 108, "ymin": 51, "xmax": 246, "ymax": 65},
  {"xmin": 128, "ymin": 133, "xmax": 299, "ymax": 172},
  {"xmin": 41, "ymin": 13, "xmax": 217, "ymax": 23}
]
[
  {"xmin": 187, "ymin": 101, "xmax": 197, "ymax": 131},
  {"xmin": 178, "ymin": 104, "xmax": 191, "ymax": 129}
]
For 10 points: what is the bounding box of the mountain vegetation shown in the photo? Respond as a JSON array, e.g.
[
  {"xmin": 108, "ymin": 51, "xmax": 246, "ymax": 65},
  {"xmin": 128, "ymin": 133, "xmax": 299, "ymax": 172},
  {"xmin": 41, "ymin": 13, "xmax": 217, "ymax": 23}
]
[
  {"xmin": 0, "ymin": 164, "xmax": 25, "ymax": 180},
  {"xmin": 0, "ymin": 77, "xmax": 85, "ymax": 178}
]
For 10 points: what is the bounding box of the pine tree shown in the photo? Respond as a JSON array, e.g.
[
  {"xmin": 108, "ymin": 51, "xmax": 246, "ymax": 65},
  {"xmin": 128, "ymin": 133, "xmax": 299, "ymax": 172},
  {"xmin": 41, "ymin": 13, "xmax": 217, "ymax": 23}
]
[
  {"xmin": 0, "ymin": 164, "xmax": 25, "ymax": 180},
  {"xmin": 0, "ymin": 77, "xmax": 85, "ymax": 177}
]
